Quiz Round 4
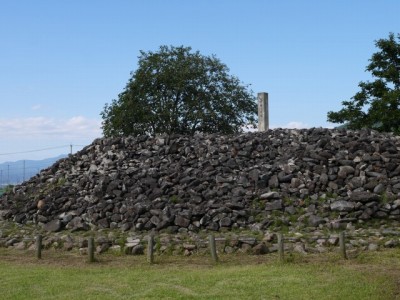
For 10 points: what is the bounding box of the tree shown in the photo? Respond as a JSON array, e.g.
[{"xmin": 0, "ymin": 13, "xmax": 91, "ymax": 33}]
[
  {"xmin": 101, "ymin": 46, "xmax": 257, "ymax": 137},
  {"xmin": 327, "ymin": 33, "xmax": 400, "ymax": 133}
]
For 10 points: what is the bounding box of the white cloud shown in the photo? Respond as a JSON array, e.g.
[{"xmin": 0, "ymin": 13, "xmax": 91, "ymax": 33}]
[
  {"xmin": 31, "ymin": 104, "xmax": 42, "ymax": 111},
  {"xmin": 0, "ymin": 116, "xmax": 102, "ymax": 139},
  {"xmin": 244, "ymin": 121, "xmax": 310, "ymax": 132},
  {"xmin": 1, "ymin": 116, "xmax": 311, "ymax": 138},
  {"xmin": 274, "ymin": 121, "xmax": 309, "ymax": 129}
]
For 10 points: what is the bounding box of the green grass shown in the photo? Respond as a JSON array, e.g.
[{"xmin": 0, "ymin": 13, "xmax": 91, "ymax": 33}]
[{"xmin": 0, "ymin": 249, "xmax": 399, "ymax": 299}]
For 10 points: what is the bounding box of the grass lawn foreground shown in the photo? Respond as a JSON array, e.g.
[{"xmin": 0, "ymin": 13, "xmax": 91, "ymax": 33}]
[{"xmin": 0, "ymin": 248, "xmax": 399, "ymax": 299}]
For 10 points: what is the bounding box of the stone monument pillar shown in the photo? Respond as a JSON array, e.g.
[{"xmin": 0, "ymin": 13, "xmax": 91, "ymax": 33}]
[{"xmin": 258, "ymin": 92, "xmax": 269, "ymax": 131}]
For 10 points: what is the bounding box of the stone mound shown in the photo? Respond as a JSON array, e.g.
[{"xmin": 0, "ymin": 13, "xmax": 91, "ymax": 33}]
[{"xmin": 1, "ymin": 128, "xmax": 400, "ymax": 233}]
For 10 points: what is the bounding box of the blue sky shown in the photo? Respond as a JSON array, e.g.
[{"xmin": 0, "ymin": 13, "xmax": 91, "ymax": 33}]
[{"xmin": 0, "ymin": 0, "xmax": 399, "ymax": 163}]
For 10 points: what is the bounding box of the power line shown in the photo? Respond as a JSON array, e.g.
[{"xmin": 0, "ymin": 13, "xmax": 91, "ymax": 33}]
[
  {"xmin": 0, "ymin": 144, "xmax": 89, "ymax": 185},
  {"xmin": 0, "ymin": 144, "xmax": 87, "ymax": 156},
  {"xmin": 0, "ymin": 145, "xmax": 70, "ymax": 156}
]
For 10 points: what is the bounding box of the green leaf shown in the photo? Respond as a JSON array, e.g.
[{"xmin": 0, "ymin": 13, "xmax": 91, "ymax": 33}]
[{"xmin": 327, "ymin": 33, "xmax": 400, "ymax": 133}]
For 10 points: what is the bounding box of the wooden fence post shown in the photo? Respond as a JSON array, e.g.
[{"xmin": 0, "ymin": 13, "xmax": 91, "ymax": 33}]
[
  {"xmin": 147, "ymin": 234, "xmax": 154, "ymax": 264},
  {"xmin": 277, "ymin": 233, "xmax": 284, "ymax": 262},
  {"xmin": 209, "ymin": 234, "xmax": 218, "ymax": 263},
  {"xmin": 88, "ymin": 236, "xmax": 95, "ymax": 263},
  {"xmin": 339, "ymin": 231, "xmax": 347, "ymax": 259},
  {"xmin": 35, "ymin": 235, "xmax": 42, "ymax": 259}
]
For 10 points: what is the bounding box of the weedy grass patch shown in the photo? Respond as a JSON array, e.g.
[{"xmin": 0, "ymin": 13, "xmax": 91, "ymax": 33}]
[{"xmin": 0, "ymin": 248, "xmax": 399, "ymax": 299}]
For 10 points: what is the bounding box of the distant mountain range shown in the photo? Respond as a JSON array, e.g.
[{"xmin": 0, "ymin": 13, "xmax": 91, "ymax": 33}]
[{"xmin": 0, "ymin": 155, "xmax": 67, "ymax": 186}]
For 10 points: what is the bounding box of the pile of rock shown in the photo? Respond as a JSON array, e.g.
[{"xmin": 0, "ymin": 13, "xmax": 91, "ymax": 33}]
[
  {"xmin": 1, "ymin": 128, "xmax": 400, "ymax": 233},
  {"xmin": 1, "ymin": 226, "xmax": 399, "ymax": 255}
]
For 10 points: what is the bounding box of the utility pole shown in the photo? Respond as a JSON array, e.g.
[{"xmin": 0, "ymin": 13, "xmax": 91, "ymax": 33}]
[
  {"xmin": 70, "ymin": 144, "xmax": 73, "ymax": 155},
  {"xmin": 7, "ymin": 164, "xmax": 10, "ymax": 185},
  {"xmin": 23, "ymin": 160, "xmax": 26, "ymax": 182}
]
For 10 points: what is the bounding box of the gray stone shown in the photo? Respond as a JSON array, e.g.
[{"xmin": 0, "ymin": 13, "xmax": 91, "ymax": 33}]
[
  {"xmin": 308, "ymin": 215, "xmax": 326, "ymax": 227},
  {"xmin": 0, "ymin": 210, "xmax": 10, "ymax": 220},
  {"xmin": 59, "ymin": 212, "xmax": 74, "ymax": 223},
  {"xmin": 96, "ymin": 236, "xmax": 109, "ymax": 245},
  {"xmin": 224, "ymin": 246, "xmax": 235, "ymax": 254},
  {"xmin": 37, "ymin": 215, "xmax": 48, "ymax": 223},
  {"xmin": 293, "ymin": 243, "xmax": 307, "ymax": 255},
  {"xmin": 368, "ymin": 243, "xmax": 379, "ymax": 251},
  {"xmin": 14, "ymin": 241, "xmax": 26, "ymax": 250},
  {"xmin": 328, "ymin": 181, "xmax": 338, "ymax": 190},
  {"xmin": 239, "ymin": 243, "xmax": 253, "ymax": 253},
  {"xmin": 109, "ymin": 245, "xmax": 122, "ymax": 254},
  {"xmin": 350, "ymin": 191, "xmax": 380, "ymax": 203},
  {"xmin": 382, "ymin": 229, "xmax": 400, "ymax": 236},
  {"xmin": 366, "ymin": 171, "xmax": 385, "ymax": 178},
  {"xmin": 252, "ymin": 243, "xmax": 269, "ymax": 255},
  {"xmin": 96, "ymin": 244, "xmax": 110, "ymax": 254},
  {"xmin": 373, "ymin": 183, "xmax": 386, "ymax": 194},
  {"xmin": 183, "ymin": 243, "xmax": 196, "ymax": 250},
  {"xmin": 375, "ymin": 211, "xmax": 388, "ymax": 218},
  {"xmin": 290, "ymin": 178, "xmax": 302, "ymax": 188},
  {"xmin": 125, "ymin": 241, "xmax": 140, "ymax": 248},
  {"xmin": 120, "ymin": 223, "xmax": 132, "ymax": 232},
  {"xmin": 150, "ymin": 215, "xmax": 160, "ymax": 226},
  {"xmin": 338, "ymin": 166, "xmax": 355, "ymax": 178},
  {"xmin": 66, "ymin": 217, "xmax": 90, "ymax": 231},
  {"xmin": 239, "ymin": 237, "xmax": 257, "ymax": 245},
  {"xmin": 390, "ymin": 209, "xmax": 400, "ymax": 215},
  {"xmin": 199, "ymin": 215, "xmax": 211, "ymax": 226},
  {"xmin": 320, "ymin": 173, "xmax": 329, "ymax": 185},
  {"xmin": 207, "ymin": 222, "xmax": 219, "ymax": 231},
  {"xmin": 364, "ymin": 179, "xmax": 379, "ymax": 191},
  {"xmin": 219, "ymin": 217, "xmax": 232, "ymax": 227},
  {"xmin": 216, "ymin": 175, "xmax": 234, "ymax": 184},
  {"xmin": 131, "ymin": 244, "xmax": 144, "ymax": 255},
  {"xmin": 384, "ymin": 239, "xmax": 399, "ymax": 248},
  {"xmin": 265, "ymin": 200, "xmax": 283, "ymax": 211},
  {"xmin": 328, "ymin": 237, "xmax": 339, "ymax": 246},
  {"xmin": 306, "ymin": 204, "xmax": 316, "ymax": 213},
  {"xmin": 330, "ymin": 200, "xmax": 355, "ymax": 212},
  {"xmin": 248, "ymin": 169, "xmax": 260, "ymax": 182},
  {"xmin": 13, "ymin": 214, "xmax": 25, "ymax": 223},
  {"xmin": 63, "ymin": 241, "xmax": 74, "ymax": 251},
  {"xmin": 349, "ymin": 177, "xmax": 364, "ymax": 189},
  {"xmin": 97, "ymin": 218, "xmax": 109, "ymax": 228},
  {"xmin": 5, "ymin": 238, "xmax": 19, "ymax": 247},
  {"xmin": 174, "ymin": 215, "xmax": 190, "ymax": 228},
  {"xmin": 43, "ymin": 219, "xmax": 62, "ymax": 232},
  {"xmin": 285, "ymin": 206, "xmax": 297, "ymax": 215},
  {"xmin": 260, "ymin": 192, "xmax": 280, "ymax": 200},
  {"xmin": 268, "ymin": 175, "xmax": 279, "ymax": 188}
]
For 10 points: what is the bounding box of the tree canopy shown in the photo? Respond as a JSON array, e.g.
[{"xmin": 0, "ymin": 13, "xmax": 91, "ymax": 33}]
[
  {"xmin": 101, "ymin": 46, "xmax": 257, "ymax": 137},
  {"xmin": 327, "ymin": 33, "xmax": 400, "ymax": 133}
]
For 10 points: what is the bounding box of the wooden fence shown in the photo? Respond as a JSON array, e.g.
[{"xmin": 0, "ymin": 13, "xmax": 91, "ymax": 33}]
[{"xmin": 0, "ymin": 231, "xmax": 357, "ymax": 264}]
